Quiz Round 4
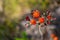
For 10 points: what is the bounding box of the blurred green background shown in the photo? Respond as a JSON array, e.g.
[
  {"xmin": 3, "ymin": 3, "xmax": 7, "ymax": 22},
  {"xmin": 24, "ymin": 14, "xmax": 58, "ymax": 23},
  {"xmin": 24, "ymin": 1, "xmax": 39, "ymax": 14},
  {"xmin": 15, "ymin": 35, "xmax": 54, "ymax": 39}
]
[{"xmin": 0, "ymin": 0, "xmax": 60, "ymax": 40}]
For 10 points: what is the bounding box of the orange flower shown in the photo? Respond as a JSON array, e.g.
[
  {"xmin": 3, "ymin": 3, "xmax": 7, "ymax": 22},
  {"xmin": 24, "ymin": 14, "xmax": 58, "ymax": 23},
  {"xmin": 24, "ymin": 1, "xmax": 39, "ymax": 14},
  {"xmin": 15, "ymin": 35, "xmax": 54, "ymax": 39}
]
[
  {"xmin": 33, "ymin": 10, "xmax": 40, "ymax": 18},
  {"xmin": 30, "ymin": 19, "xmax": 36, "ymax": 25},
  {"xmin": 51, "ymin": 33, "xmax": 56, "ymax": 38},
  {"xmin": 53, "ymin": 36, "xmax": 58, "ymax": 40},
  {"xmin": 47, "ymin": 15, "xmax": 51, "ymax": 20},
  {"xmin": 39, "ymin": 17, "xmax": 45, "ymax": 23}
]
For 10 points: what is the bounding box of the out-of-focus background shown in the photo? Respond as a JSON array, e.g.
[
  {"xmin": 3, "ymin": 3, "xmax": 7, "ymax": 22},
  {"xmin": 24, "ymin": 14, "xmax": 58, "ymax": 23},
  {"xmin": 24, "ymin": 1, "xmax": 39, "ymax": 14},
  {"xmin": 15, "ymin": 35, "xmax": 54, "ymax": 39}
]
[{"xmin": 0, "ymin": 0, "xmax": 60, "ymax": 40}]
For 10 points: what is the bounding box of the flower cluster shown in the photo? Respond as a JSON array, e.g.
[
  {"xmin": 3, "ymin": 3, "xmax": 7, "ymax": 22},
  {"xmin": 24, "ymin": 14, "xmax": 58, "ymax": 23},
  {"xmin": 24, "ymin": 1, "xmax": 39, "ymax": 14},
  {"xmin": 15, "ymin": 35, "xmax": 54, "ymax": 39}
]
[{"xmin": 25, "ymin": 10, "xmax": 56, "ymax": 25}]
